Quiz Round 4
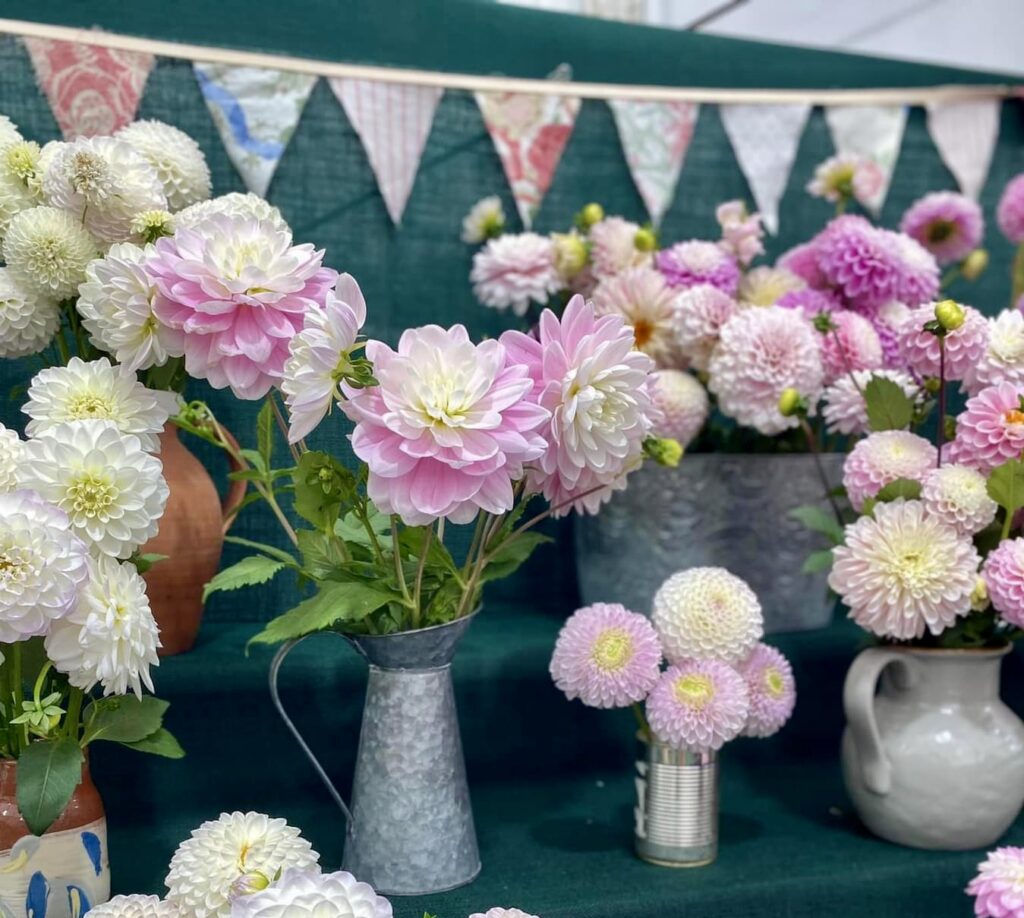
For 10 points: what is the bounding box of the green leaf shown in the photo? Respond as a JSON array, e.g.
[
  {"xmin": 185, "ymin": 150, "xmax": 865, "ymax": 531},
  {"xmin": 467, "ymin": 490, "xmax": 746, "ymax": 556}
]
[
  {"xmin": 789, "ymin": 505, "xmax": 845, "ymax": 545},
  {"xmin": 874, "ymin": 478, "xmax": 923, "ymax": 503},
  {"xmin": 292, "ymin": 452, "xmax": 354, "ymax": 530},
  {"xmin": 82, "ymin": 696, "xmax": 169, "ymax": 744},
  {"xmin": 257, "ymin": 400, "xmax": 275, "ymax": 468},
  {"xmin": 864, "ymin": 376, "xmax": 914, "ymax": 431},
  {"xmin": 202, "ymin": 556, "xmax": 287, "ymax": 602},
  {"xmin": 802, "ymin": 549, "xmax": 834, "ymax": 574},
  {"xmin": 240, "ymin": 449, "xmax": 267, "ymax": 475},
  {"xmin": 223, "ymin": 536, "xmax": 297, "ymax": 565},
  {"xmin": 988, "ymin": 458, "xmax": 1024, "ymax": 514},
  {"xmin": 335, "ymin": 508, "xmax": 390, "ymax": 546},
  {"xmin": 132, "ymin": 553, "xmax": 168, "ymax": 575},
  {"xmin": 399, "ymin": 527, "xmax": 459, "ymax": 575},
  {"xmin": 248, "ymin": 580, "xmax": 401, "ymax": 646},
  {"xmin": 16, "ymin": 738, "xmax": 84, "ymax": 836},
  {"xmin": 479, "ymin": 532, "xmax": 552, "ymax": 585},
  {"xmin": 120, "ymin": 727, "xmax": 185, "ymax": 759},
  {"xmin": 297, "ymin": 530, "xmax": 348, "ymax": 581}
]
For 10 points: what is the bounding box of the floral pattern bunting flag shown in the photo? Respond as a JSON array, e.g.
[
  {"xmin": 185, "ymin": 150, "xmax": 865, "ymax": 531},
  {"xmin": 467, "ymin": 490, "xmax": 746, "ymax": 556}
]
[
  {"xmin": 329, "ymin": 78, "xmax": 443, "ymax": 225},
  {"xmin": 23, "ymin": 37, "xmax": 154, "ymax": 138},
  {"xmin": 825, "ymin": 104, "xmax": 908, "ymax": 214},
  {"xmin": 926, "ymin": 100, "xmax": 1001, "ymax": 200},
  {"xmin": 609, "ymin": 100, "xmax": 699, "ymax": 227},
  {"xmin": 719, "ymin": 103, "xmax": 811, "ymax": 235},
  {"xmin": 475, "ymin": 67, "xmax": 580, "ymax": 229},
  {"xmin": 193, "ymin": 63, "xmax": 317, "ymax": 198}
]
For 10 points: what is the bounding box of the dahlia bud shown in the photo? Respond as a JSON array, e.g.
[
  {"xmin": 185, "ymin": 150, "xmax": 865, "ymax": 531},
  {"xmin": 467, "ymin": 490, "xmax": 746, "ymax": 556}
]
[
  {"xmin": 961, "ymin": 248, "xmax": 989, "ymax": 281},
  {"xmin": 934, "ymin": 299, "xmax": 965, "ymax": 332},
  {"xmin": 923, "ymin": 376, "xmax": 942, "ymax": 394},
  {"xmin": 634, "ymin": 227, "xmax": 658, "ymax": 253},
  {"xmin": 970, "ymin": 576, "xmax": 989, "ymax": 612},
  {"xmin": 577, "ymin": 202, "xmax": 605, "ymax": 230},
  {"xmin": 643, "ymin": 436, "xmax": 683, "ymax": 468},
  {"xmin": 552, "ymin": 232, "xmax": 588, "ymax": 278},
  {"xmin": 228, "ymin": 871, "xmax": 271, "ymax": 902},
  {"xmin": 778, "ymin": 387, "xmax": 805, "ymax": 418}
]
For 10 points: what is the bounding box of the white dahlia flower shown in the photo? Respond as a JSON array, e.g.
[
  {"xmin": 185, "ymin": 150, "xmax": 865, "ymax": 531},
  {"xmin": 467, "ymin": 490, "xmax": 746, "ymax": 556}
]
[
  {"xmin": 173, "ymin": 192, "xmax": 288, "ymax": 234},
  {"xmin": 86, "ymin": 896, "xmax": 179, "ymax": 918},
  {"xmin": 0, "ymin": 141, "xmax": 45, "ymax": 241},
  {"xmin": 461, "ymin": 195, "xmax": 505, "ymax": 244},
  {"xmin": 921, "ymin": 464, "xmax": 998, "ymax": 536},
  {"xmin": 737, "ymin": 265, "xmax": 805, "ymax": 307},
  {"xmin": 588, "ymin": 216, "xmax": 651, "ymax": 279},
  {"xmin": 19, "ymin": 421, "xmax": 168, "ymax": 558},
  {"xmin": 0, "ymin": 115, "xmax": 21, "ymax": 149},
  {"xmin": 0, "ymin": 424, "xmax": 23, "ymax": 493},
  {"xmin": 46, "ymin": 555, "xmax": 160, "ymax": 698},
  {"xmin": 651, "ymin": 567, "xmax": 764, "ymax": 664},
  {"xmin": 117, "ymin": 120, "xmax": 212, "ymax": 211},
  {"xmin": 23, "ymin": 357, "xmax": 175, "ymax": 452},
  {"xmin": 821, "ymin": 369, "xmax": 918, "ymax": 436},
  {"xmin": 77, "ymin": 243, "xmax": 185, "ymax": 372},
  {"xmin": 592, "ymin": 266, "xmax": 681, "ymax": 367},
  {"xmin": 470, "ymin": 232, "xmax": 560, "ymax": 316},
  {"xmin": 3, "ymin": 205, "xmax": 97, "ymax": 299},
  {"xmin": 968, "ymin": 309, "xmax": 1024, "ymax": 395},
  {"xmin": 44, "ymin": 137, "xmax": 167, "ymax": 244},
  {"xmin": 0, "ymin": 489, "xmax": 89, "ymax": 642},
  {"xmin": 0, "ymin": 267, "xmax": 60, "ymax": 358},
  {"xmin": 231, "ymin": 869, "xmax": 392, "ymax": 918},
  {"xmin": 165, "ymin": 812, "xmax": 319, "ymax": 918},
  {"xmin": 649, "ymin": 369, "xmax": 708, "ymax": 448}
]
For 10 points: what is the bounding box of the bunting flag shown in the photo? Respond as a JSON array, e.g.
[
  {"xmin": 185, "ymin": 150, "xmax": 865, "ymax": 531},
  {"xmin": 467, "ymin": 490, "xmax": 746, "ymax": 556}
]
[
  {"xmin": 475, "ymin": 74, "xmax": 581, "ymax": 229},
  {"xmin": 193, "ymin": 63, "xmax": 317, "ymax": 197},
  {"xmin": 926, "ymin": 99, "xmax": 1000, "ymax": 199},
  {"xmin": 329, "ymin": 78, "xmax": 443, "ymax": 225},
  {"xmin": 719, "ymin": 103, "xmax": 810, "ymax": 235},
  {"xmin": 825, "ymin": 104, "xmax": 908, "ymax": 214},
  {"xmin": 609, "ymin": 100, "xmax": 699, "ymax": 227},
  {"xmin": 22, "ymin": 37, "xmax": 154, "ymax": 138}
]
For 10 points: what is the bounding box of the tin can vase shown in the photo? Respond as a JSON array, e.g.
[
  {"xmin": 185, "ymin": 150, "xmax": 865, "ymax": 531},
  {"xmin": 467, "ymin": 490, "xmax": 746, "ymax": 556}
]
[
  {"xmin": 270, "ymin": 613, "xmax": 480, "ymax": 896},
  {"xmin": 634, "ymin": 737, "xmax": 719, "ymax": 867},
  {"xmin": 0, "ymin": 759, "xmax": 109, "ymax": 918}
]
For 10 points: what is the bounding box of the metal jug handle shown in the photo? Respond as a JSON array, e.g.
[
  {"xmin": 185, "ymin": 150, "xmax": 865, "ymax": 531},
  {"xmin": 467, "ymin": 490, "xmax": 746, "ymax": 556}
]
[
  {"xmin": 843, "ymin": 647, "xmax": 913, "ymax": 796},
  {"xmin": 269, "ymin": 635, "xmax": 358, "ymax": 832}
]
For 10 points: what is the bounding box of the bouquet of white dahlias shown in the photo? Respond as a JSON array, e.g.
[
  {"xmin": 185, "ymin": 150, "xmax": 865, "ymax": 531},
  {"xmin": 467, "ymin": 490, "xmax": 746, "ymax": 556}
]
[{"xmin": 0, "ymin": 362, "xmax": 181, "ymax": 836}]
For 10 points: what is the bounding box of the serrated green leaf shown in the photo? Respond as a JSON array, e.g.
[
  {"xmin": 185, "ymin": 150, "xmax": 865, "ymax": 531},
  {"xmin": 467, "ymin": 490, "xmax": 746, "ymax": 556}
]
[
  {"xmin": 132, "ymin": 553, "xmax": 168, "ymax": 575},
  {"xmin": 82, "ymin": 696, "xmax": 169, "ymax": 744},
  {"xmin": 120, "ymin": 727, "xmax": 185, "ymax": 759},
  {"xmin": 335, "ymin": 508, "xmax": 390, "ymax": 546},
  {"xmin": 16, "ymin": 738, "xmax": 84, "ymax": 836},
  {"xmin": 874, "ymin": 478, "xmax": 923, "ymax": 503},
  {"xmin": 223, "ymin": 536, "xmax": 297, "ymax": 565},
  {"xmin": 789, "ymin": 505, "xmax": 845, "ymax": 545},
  {"xmin": 988, "ymin": 459, "xmax": 1024, "ymax": 514},
  {"xmin": 292, "ymin": 451, "xmax": 353, "ymax": 530},
  {"xmin": 257, "ymin": 400, "xmax": 275, "ymax": 468},
  {"xmin": 802, "ymin": 549, "xmax": 834, "ymax": 574},
  {"xmin": 399, "ymin": 527, "xmax": 459, "ymax": 575},
  {"xmin": 479, "ymin": 531, "xmax": 552, "ymax": 584},
  {"xmin": 203, "ymin": 556, "xmax": 286, "ymax": 602},
  {"xmin": 297, "ymin": 530, "xmax": 348, "ymax": 580},
  {"xmin": 240, "ymin": 449, "xmax": 267, "ymax": 474},
  {"xmin": 864, "ymin": 377, "xmax": 914, "ymax": 431}
]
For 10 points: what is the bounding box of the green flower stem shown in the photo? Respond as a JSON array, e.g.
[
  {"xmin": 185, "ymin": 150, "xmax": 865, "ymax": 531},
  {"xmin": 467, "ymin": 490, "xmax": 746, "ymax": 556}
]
[
  {"xmin": 1011, "ymin": 243, "xmax": 1024, "ymax": 307},
  {"xmin": 1002, "ymin": 507, "xmax": 1014, "ymax": 542},
  {"xmin": 940, "ymin": 265, "xmax": 961, "ymax": 289},
  {"xmin": 411, "ymin": 525, "xmax": 433, "ymax": 631},
  {"xmin": 0, "ymin": 648, "xmax": 11, "ymax": 756},
  {"xmin": 936, "ymin": 337, "xmax": 947, "ymax": 468},
  {"xmin": 270, "ymin": 393, "xmax": 301, "ymax": 465},
  {"xmin": 390, "ymin": 515, "xmax": 412, "ymax": 607},
  {"xmin": 10, "ymin": 644, "xmax": 25, "ymax": 753},
  {"xmin": 355, "ymin": 501, "xmax": 385, "ymax": 565},
  {"xmin": 632, "ymin": 702, "xmax": 651, "ymax": 742},
  {"xmin": 64, "ymin": 688, "xmax": 84, "ymax": 743},
  {"xmin": 799, "ymin": 416, "xmax": 844, "ymax": 525}
]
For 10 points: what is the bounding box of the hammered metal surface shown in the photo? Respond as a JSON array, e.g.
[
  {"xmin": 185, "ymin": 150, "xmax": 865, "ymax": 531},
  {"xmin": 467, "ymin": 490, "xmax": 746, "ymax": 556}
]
[{"xmin": 575, "ymin": 454, "xmax": 844, "ymax": 633}]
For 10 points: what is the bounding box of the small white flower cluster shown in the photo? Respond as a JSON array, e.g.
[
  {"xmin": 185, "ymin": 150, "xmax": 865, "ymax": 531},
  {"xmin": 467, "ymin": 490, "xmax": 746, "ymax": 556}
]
[{"xmin": 0, "ymin": 358, "xmax": 171, "ymax": 697}]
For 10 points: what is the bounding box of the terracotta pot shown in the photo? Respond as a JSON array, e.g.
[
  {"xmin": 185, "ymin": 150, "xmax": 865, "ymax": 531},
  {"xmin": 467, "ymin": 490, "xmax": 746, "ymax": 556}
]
[
  {"xmin": 142, "ymin": 423, "xmax": 246, "ymax": 656},
  {"xmin": 0, "ymin": 758, "xmax": 109, "ymax": 917}
]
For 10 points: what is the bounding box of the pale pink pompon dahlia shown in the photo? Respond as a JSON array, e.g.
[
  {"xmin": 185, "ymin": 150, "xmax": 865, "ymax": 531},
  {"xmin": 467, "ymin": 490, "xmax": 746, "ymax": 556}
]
[
  {"xmin": 828, "ymin": 499, "xmax": 979, "ymax": 640},
  {"xmin": 549, "ymin": 602, "xmax": 663, "ymax": 708},
  {"xmin": 997, "ymin": 174, "xmax": 1024, "ymax": 244},
  {"xmin": 646, "ymin": 659, "xmax": 750, "ymax": 752},
  {"xmin": 672, "ymin": 284, "xmax": 738, "ymax": 373},
  {"xmin": 822, "ymin": 369, "xmax": 917, "ymax": 437},
  {"xmin": 898, "ymin": 302, "xmax": 988, "ymax": 381},
  {"xmin": 948, "ymin": 383, "xmax": 1024, "ymax": 474},
  {"xmin": 920, "ymin": 465, "xmax": 997, "ymax": 537},
  {"xmin": 738, "ymin": 643, "xmax": 796, "ymax": 738},
  {"xmin": 587, "ymin": 216, "xmax": 651, "ymax": 279},
  {"xmin": 469, "ymin": 909, "xmax": 540, "ymax": 918},
  {"xmin": 502, "ymin": 296, "xmax": 656, "ymax": 516},
  {"xmin": 649, "ymin": 369, "xmax": 708, "ymax": 449},
  {"xmin": 967, "ymin": 846, "xmax": 1024, "ymax": 918},
  {"xmin": 983, "ymin": 538, "xmax": 1024, "ymax": 628},
  {"xmin": 655, "ymin": 240, "xmax": 740, "ymax": 296},
  {"xmin": 842, "ymin": 430, "xmax": 937, "ymax": 512},
  {"xmin": 470, "ymin": 232, "xmax": 560, "ymax": 316},
  {"xmin": 899, "ymin": 191, "xmax": 984, "ymax": 265},
  {"xmin": 818, "ymin": 309, "xmax": 883, "ymax": 385},
  {"xmin": 147, "ymin": 214, "xmax": 336, "ymax": 399},
  {"xmin": 341, "ymin": 325, "xmax": 549, "ymax": 526}
]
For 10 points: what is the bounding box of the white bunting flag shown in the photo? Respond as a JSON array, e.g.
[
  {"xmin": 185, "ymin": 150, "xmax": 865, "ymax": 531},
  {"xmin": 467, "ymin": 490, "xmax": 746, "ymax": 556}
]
[
  {"xmin": 609, "ymin": 100, "xmax": 699, "ymax": 227},
  {"xmin": 720, "ymin": 103, "xmax": 811, "ymax": 235},
  {"xmin": 926, "ymin": 99, "xmax": 1001, "ymax": 200},
  {"xmin": 330, "ymin": 78, "xmax": 443, "ymax": 225},
  {"xmin": 825, "ymin": 104, "xmax": 907, "ymax": 214},
  {"xmin": 193, "ymin": 62, "xmax": 317, "ymax": 197}
]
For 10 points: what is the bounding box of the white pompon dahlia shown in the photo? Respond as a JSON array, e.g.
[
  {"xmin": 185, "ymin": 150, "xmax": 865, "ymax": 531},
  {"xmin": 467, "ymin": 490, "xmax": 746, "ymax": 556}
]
[
  {"xmin": 968, "ymin": 310, "xmax": 1024, "ymax": 395},
  {"xmin": 166, "ymin": 812, "xmax": 319, "ymax": 918},
  {"xmin": 281, "ymin": 273, "xmax": 367, "ymax": 443},
  {"xmin": 84, "ymin": 895, "xmax": 180, "ymax": 918},
  {"xmin": 231, "ymin": 869, "xmax": 392, "ymax": 918},
  {"xmin": 0, "ymin": 115, "xmax": 22, "ymax": 149},
  {"xmin": 44, "ymin": 137, "xmax": 167, "ymax": 244},
  {"xmin": 3, "ymin": 205, "xmax": 97, "ymax": 299},
  {"xmin": 821, "ymin": 369, "xmax": 918, "ymax": 437},
  {"xmin": 461, "ymin": 195, "xmax": 505, "ymax": 244},
  {"xmin": 649, "ymin": 369, "xmax": 708, "ymax": 448},
  {"xmin": 0, "ymin": 266, "xmax": 60, "ymax": 358},
  {"xmin": 0, "ymin": 490, "xmax": 89, "ymax": 643},
  {"xmin": 0, "ymin": 141, "xmax": 45, "ymax": 240},
  {"xmin": 77, "ymin": 242, "xmax": 185, "ymax": 372},
  {"xmin": 920, "ymin": 465, "xmax": 997, "ymax": 536},
  {"xmin": 737, "ymin": 265, "xmax": 805, "ymax": 307},
  {"xmin": 23, "ymin": 357, "xmax": 175, "ymax": 452},
  {"xmin": 19, "ymin": 421, "xmax": 168, "ymax": 559},
  {"xmin": 651, "ymin": 567, "xmax": 764, "ymax": 664},
  {"xmin": 46, "ymin": 555, "xmax": 160, "ymax": 698},
  {"xmin": 173, "ymin": 192, "xmax": 289, "ymax": 234},
  {"xmin": 117, "ymin": 120, "xmax": 212, "ymax": 211},
  {"xmin": 470, "ymin": 233, "xmax": 560, "ymax": 316},
  {"xmin": 0, "ymin": 424, "xmax": 23, "ymax": 493}
]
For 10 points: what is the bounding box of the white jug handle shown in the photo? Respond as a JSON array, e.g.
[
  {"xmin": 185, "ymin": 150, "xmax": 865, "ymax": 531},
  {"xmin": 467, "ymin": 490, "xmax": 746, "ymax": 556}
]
[{"xmin": 843, "ymin": 647, "xmax": 911, "ymax": 796}]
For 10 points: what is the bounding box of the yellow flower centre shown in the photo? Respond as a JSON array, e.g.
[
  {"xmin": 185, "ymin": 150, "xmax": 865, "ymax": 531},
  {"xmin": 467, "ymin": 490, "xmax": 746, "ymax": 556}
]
[
  {"xmin": 674, "ymin": 673, "xmax": 715, "ymax": 709},
  {"xmin": 926, "ymin": 219, "xmax": 956, "ymax": 244},
  {"xmin": 632, "ymin": 318, "xmax": 654, "ymax": 348},
  {"xmin": 764, "ymin": 667, "xmax": 784, "ymax": 698},
  {"xmin": 590, "ymin": 628, "xmax": 633, "ymax": 672},
  {"xmin": 67, "ymin": 472, "xmax": 117, "ymax": 517},
  {"xmin": 1005, "ymin": 409, "xmax": 1024, "ymax": 426},
  {"xmin": 66, "ymin": 391, "xmax": 115, "ymax": 420},
  {"xmin": 70, "ymin": 151, "xmax": 109, "ymax": 198},
  {"xmin": 0, "ymin": 551, "xmax": 26, "ymax": 582}
]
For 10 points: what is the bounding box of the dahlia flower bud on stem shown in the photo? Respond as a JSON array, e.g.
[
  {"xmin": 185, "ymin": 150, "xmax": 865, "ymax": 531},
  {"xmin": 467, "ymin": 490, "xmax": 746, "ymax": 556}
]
[
  {"xmin": 643, "ymin": 436, "xmax": 683, "ymax": 468},
  {"xmin": 960, "ymin": 248, "xmax": 988, "ymax": 282},
  {"xmin": 577, "ymin": 202, "xmax": 605, "ymax": 230},
  {"xmin": 634, "ymin": 226, "xmax": 658, "ymax": 253},
  {"xmin": 778, "ymin": 387, "xmax": 806, "ymax": 419},
  {"xmin": 934, "ymin": 299, "xmax": 966, "ymax": 332}
]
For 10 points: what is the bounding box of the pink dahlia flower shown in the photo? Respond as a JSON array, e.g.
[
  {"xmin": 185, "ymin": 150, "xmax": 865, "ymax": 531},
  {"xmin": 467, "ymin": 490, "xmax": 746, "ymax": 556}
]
[
  {"xmin": 501, "ymin": 296, "xmax": 656, "ymax": 516},
  {"xmin": 949, "ymin": 383, "xmax": 1024, "ymax": 474},
  {"xmin": 842, "ymin": 431, "xmax": 937, "ymax": 511},
  {"xmin": 778, "ymin": 241, "xmax": 828, "ymax": 290},
  {"xmin": 815, "ymin": 216, "xmax": 902, "ymax": 311},
  {"xmin": 738, "ymin": 643, "xmax": 796, "ymax": 738},
  {"xmin": 921, "ymin": 465, "xmax": 997, "ymax": 536},
  {"xmin": 997, "ymin": 174, "xmax": 1024, "ymax": 244},
  {"xmin": 646, "ymin": 659, "xmax": 750, "ymax": 752},
  {"xmin": 470, "ymin": 910, "xmax": 540, "ymax": 918},
  {"xmin": 889, "ymin": 232, "xmax": 941, "ymax": 306},
  {"xmin": 871, "ymin": 301, "xmax": 911, "ymax": 369},
  {"xmin": 716, "ymin": 200, "xmax": 764, "ymax": 267},
  {"xmin": 708, "ymin": 306, "xmax": 824, "ymax": 436},
  {"xmin": 829, "ymin": 500, "xmax": 979, "ymax": 640},
  {"xmin": 673, "ymin": 284, "xmax": 738, "ymax": 372},
  {"xmin": 818, "ymin": 309, "xmax": 884, "ymax": 385},
  {"xmin": 588, "ymin": 216, "xmax": 651, "ymax": 280},
  {"xmin": 592, "ymin": 267, "xmax": 680, "ymax": 367},
  {"xmin": 649, "ymin": 369, "xmax": 708, "ymax": 448},
  {"xmin": 900, "ymin": 192, "xmax": 984, "ymax": 265},
  {"xmin": 776, "ymin": 288, "xmax": 840, "ymax": 319},
  {"xmin": 967, "ymin": 310, "xmax": 1024, "ymax": 395},
  {"xmin": 984, "ymin": 539, "xmax": 1024, "ymax": 627},
  {"xmin": 898, "ymin": 302, "xmax": 988, "ymax": 381},
  {"xmin": 341, "ymin": 325, "xmax": 549, "ymax": 525},
  {"xmin": 656, "ymin": 240, "xmax": 740, "ymax": 296},
  {"xmin": 146, "ymin": 215, "xmax": 336, "ymax": 399},
  {"xmin": 822, "ymin": 369, "xmax": 918, "ymax": 437},
  {"xmin": 968, "ymin": 846, "xmax": 1024, "ymax": 917},
  {"xmin": 470, "ymin": 233, "xmax": 560, "ymax": 317},
  {"xmin": 549, "ymin": 602, "xmax": 663, "ymax": 708}
]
